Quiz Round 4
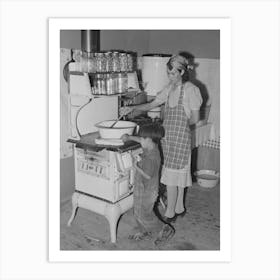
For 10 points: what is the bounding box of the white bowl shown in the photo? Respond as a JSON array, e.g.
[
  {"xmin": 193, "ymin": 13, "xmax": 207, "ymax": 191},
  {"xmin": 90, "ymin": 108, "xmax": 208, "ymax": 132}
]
[
  {"xmin": 95, "ymin": 120, "xmax": 137, "ymax": 139},
  {"xmin": 147, "ymin": 107, "xmax": 161, "ymax": 119},
  {"xmin": 194, "ymin": 170, "xmax": 220, "ymax": 188}
]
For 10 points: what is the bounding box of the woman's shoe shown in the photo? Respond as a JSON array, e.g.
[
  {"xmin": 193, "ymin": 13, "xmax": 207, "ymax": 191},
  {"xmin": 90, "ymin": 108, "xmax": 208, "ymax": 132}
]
[
  {"xmin": 162, "ymin": 214, "xmax": 177, "ymax": 224},
  {"xmin": 175, "ymin": 209, "xmax": 187, "ymax": 218},
  {"xmin": 128, "ymin": 231, "xmax": 152, "ymax": 241}
]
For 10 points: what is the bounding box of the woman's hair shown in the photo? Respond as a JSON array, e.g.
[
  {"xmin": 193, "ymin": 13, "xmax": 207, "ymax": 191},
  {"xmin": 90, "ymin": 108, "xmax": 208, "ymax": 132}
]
[
  {"xmin": 138, "ymin": 123, "xmax": 165, "ymax": 144},
  {"xmin": 166, "ymin": 54, "xmax": 191, "ymax": 82}
]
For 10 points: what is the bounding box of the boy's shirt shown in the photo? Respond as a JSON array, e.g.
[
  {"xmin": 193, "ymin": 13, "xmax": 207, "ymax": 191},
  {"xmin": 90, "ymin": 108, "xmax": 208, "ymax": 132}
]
[{"xmin": 135, "ymin": 146, "xmax": 161, "ymax": 192}]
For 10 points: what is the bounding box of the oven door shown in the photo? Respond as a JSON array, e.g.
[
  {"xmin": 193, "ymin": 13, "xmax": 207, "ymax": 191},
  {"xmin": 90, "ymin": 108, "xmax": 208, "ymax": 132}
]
[{"xmin": 115, "ymin": 175, "xmax": 132, "ymax": 201}]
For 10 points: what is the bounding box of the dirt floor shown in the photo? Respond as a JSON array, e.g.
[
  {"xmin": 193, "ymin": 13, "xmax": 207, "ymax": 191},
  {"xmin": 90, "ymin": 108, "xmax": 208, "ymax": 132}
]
[{"xmin": 60, "ymin": 182, "xmax": 220, "ymax": 251}]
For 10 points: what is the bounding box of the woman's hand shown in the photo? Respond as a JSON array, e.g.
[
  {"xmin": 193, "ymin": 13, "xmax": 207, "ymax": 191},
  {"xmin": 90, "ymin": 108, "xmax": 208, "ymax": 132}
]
[{"xmin": 120, "ymin": 106, "xmax": 134, "ymax": 116}]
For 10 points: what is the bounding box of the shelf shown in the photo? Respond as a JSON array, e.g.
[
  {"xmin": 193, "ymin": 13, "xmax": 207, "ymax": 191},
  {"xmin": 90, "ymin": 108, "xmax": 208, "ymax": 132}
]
[
  {"xmin": 70, "ymin": 90, "xmax": 143, "ymax": 98},
  {"xmin": 93, "ymin": 89, "xmax": 143, "ymax": 97},
  {"xmin": 69, "ymin": 71, "xmax": 136, "ymax": 75},
  {"xmin": 91, "ymin": 93, "xmax": 128, "ymax": 98}
]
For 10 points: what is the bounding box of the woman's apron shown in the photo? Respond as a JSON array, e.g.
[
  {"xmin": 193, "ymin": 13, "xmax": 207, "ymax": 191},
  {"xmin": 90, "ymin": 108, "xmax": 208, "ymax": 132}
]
[{"xmin": 161, "ymin": 84, "xmax": 191, "ymax": 169}]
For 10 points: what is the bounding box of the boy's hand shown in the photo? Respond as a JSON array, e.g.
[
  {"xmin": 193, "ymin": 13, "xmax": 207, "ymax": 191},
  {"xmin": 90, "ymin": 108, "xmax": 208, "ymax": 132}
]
[
  {"xmin": 132, "ymin": 154, "xmax": 141, "ymax": 162},
  {"xmin": 121, "ymin": 134, "xmax": 130, "ymax": 142},
  {"xmin": 132, "ymin": 158, "xmax": 138, "ymax": 168}
]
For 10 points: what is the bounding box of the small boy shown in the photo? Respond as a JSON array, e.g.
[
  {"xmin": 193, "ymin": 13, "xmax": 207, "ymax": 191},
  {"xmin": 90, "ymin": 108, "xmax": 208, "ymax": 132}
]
[{"xmin": 121, "ymin": 123, "xmax": 175, "ymax": 247}]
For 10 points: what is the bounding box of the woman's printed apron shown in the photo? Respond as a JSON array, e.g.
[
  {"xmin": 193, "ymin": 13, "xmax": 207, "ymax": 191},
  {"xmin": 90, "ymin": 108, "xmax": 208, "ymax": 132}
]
[{"xmin": 161, "ymin": 84, "xmax": 191, "ymax": 169}]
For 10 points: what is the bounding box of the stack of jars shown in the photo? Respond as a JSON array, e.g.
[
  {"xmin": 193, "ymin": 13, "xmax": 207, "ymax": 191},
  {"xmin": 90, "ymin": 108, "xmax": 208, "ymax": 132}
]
[
  {"xmin": 92, "ymin": 73, "xmax": 127, "ymax": 95},
  {"xmin": 80, "ymin": 51, "xmax": 135, "ymax": 95}
]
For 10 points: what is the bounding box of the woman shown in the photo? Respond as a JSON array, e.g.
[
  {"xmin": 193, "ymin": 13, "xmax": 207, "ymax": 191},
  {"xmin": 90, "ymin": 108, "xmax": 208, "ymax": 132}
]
[{"xmin": 121, "ymin": 54, "xmax": 202, "ymax": 222}]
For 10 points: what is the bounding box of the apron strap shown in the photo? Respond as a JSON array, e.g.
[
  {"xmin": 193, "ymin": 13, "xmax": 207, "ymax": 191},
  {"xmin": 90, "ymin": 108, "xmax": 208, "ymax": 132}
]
[{"xmin": 165, "ymin": 83, "xmax": 184, "ymax": 110}]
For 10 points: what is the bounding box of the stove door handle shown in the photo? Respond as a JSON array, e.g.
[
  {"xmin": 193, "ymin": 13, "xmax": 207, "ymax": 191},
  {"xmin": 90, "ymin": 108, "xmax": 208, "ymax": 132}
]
[{"xmin": 135, "ymin": 125, "xmax": 140, "ymax": 134}]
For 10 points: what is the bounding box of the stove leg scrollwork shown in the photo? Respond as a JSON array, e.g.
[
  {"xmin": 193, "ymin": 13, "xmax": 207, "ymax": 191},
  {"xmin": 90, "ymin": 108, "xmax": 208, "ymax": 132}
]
[
  {"xmin": 66, "ymin": 191, "xmax": 133, "ymax": 243},
  {"xmin": 67, "ymin": 192, "xmax": 80, "ymax": 226}
]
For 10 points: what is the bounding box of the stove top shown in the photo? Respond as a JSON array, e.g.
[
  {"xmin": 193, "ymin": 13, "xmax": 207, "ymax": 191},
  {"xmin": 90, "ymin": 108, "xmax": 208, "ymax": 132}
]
[{"xmin": 67, "ymin": 132, "xmax": 141, "ymax": 152}]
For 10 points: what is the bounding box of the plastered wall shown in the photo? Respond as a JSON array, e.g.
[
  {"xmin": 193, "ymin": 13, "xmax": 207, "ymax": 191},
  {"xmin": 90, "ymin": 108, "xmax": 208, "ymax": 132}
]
[{"xmin": 60, "ymin": 30, "xmax": 220, "ymax": 59}]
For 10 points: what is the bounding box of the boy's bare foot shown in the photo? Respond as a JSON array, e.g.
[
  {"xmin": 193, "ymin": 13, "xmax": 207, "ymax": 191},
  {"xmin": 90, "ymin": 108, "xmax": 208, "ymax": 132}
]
[
  {"xmin": 154, "ymin": 224, "xmax": 175, "ymax": 247},
  {"xmin": 128, "ymin": 231, "xmax": 152, "ymax": 241}
]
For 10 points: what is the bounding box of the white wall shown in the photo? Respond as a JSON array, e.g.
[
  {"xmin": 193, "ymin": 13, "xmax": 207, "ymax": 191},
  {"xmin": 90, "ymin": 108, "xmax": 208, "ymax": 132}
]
[
  {"xmin": 147, "ymin": 30, "xmax": 219, "ymax": 59},
  {"xmin": 101, "ymin": 30, "xmax": 150, "ymax": 55},
  {"xmin": 59, "ymin": 30, "xmax": 220, "ymax": 58}
]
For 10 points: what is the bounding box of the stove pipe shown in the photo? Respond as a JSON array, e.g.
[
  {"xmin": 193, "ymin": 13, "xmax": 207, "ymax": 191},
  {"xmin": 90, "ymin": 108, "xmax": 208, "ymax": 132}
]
[{"xmin": 81, "ymin": 30, "xmax": 100, "ymax": 53}]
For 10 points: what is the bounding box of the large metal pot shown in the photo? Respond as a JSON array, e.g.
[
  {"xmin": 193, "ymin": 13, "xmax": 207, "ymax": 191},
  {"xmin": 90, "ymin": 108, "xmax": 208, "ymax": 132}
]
[
  {"xmin": 95, "ymin": 120, "xmax": 137, "ymax": 139},
  {"xmin": 141, "ymin": 53, "xmax": 171, "ymax": 96}
]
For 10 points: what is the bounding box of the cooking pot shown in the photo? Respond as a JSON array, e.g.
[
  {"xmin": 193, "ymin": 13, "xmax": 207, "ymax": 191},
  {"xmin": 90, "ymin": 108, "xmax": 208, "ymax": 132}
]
[
  {"xmin": 147, "ymin": 107, "xmax": 162, "ymax": 119},
  {"xmin": 95, "ymin": 120, "xmax": 137, "ymax": 139}
]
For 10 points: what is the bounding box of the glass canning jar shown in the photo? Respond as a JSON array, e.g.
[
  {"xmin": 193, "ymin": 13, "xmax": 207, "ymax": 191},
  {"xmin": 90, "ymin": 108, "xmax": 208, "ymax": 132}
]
[
  {"xmin": 119, "ymin": 53, "xmax": 128, "ymax": 72},
  {"xmin": 104, "ymin": 52, "xmax": 113, "ymax": 72},
  {"xmin": 112, "ymin": 52, "xmax": 120, "ymax": 72},
  {"xmin": 127, "ymin": 53, "xmax": 134, "ymax": 72},
  {"xmin": 95, "ymin": 52, "xmax": 106, "ymax": 72}
]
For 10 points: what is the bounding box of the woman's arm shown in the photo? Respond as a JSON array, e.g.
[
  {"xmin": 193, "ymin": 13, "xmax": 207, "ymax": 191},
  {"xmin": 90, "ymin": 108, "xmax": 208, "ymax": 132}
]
[
  {"xmin": 121, "ymin": 86, "xmax": 168, "ymax": 116},
  {"xmin": 121, "ymin": 134, "xmax": 141, "ymax": 143},
  {"xmin": 189, "ymin": 110, "xmax": 200, "ymax": 125},
  {"xmin": 120, "ymin": 99, "xmax": 162, "ymax": 116},
  {"xmin": 133, "ymin": 98, "xmax": 163, "ymax": 113},
  {"xmin": 183, "ymin": 84, "xmax": 202, "ymax": 125}
]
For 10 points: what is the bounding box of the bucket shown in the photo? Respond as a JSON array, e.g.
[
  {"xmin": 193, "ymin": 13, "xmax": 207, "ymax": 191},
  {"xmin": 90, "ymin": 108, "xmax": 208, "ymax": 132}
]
[{"xmin": 194, "ymin": 170, "xmax": 220, "ymax": 188}]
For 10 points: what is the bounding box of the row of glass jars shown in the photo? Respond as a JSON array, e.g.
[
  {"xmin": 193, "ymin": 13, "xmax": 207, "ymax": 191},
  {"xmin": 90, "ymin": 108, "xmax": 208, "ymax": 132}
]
[
  {"xmin": 81, "ymin": 51, "xmax": 134, "ymax": 73},
  {"xmin": 92, "ymin": 72, "xmax": 128, "ymax": 95}
]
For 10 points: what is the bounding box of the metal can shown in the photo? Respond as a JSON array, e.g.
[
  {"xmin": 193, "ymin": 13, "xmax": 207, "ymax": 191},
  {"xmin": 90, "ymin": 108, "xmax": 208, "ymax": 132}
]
[
  {"xmin": 112, "ymin": 52, "xmax": 120, "ymax": 72},
  {"xmin": 116, "ymin": 72, "xmax": 128, "ymax": 93},
  {"xmin": 122, "ymin": 72, "xmax": 128, "ymax": 92},
  {"xmin": 116, "ymin": 73, "xmax": 122, "ymax": 93},
  {"xmin": 100, "ymin": 74, "xmax": 106, "ymax": 94},
  {"xmin": 119, "ymin": 53, "xmax": 128, "ymax": 72},
  {"xmin": 112, "ymin": 73, "xmax": 117, "ymax": 94},
  {"xmin": 105, "ymin": 73, "xmax": 114, "ymax": 95},
  {"xmin": 93, "ymin": 76, "xmax": 98, "ymax": 95},
  {"xmin": 95, "ymin": 74, "xmax": 102, "ymax": 94}
]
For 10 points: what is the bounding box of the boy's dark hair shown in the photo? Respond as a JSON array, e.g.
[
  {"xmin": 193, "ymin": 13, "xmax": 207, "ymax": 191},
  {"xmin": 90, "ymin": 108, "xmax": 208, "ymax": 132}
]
[{"xmin": 138, "ymin": 123, "xmax": 165, "ymax": 144}]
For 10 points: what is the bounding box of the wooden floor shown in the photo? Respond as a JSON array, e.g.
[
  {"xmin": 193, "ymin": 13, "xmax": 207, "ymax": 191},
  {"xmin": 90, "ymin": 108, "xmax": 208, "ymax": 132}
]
[{"xmin": 60, "ymin": 182, "xmax": 220, "ymax": 251}]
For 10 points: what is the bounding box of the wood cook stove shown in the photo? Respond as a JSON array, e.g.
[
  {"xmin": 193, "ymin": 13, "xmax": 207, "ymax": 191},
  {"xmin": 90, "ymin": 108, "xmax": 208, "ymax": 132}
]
[{"xmin": 67, "ymin": 132, "xmax": 142, "ymax": 243}]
